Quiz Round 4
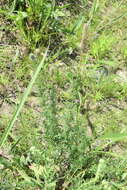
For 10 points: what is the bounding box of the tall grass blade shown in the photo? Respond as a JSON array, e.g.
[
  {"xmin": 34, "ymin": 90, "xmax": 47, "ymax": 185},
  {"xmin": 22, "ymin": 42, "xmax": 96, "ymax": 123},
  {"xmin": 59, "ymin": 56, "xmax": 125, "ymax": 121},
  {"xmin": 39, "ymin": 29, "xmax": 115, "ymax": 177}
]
[{"xmin": 0, "ymin": 46, "xmax": 49, "ymax": 147}]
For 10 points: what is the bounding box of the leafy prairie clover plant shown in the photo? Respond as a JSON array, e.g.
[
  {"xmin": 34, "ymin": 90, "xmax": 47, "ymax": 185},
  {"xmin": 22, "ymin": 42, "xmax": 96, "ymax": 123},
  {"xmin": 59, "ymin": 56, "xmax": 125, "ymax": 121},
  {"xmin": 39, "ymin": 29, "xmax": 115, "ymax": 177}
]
[{"xmin": 37, "ymin": 64, "xmax": 95, "ymax": 179}]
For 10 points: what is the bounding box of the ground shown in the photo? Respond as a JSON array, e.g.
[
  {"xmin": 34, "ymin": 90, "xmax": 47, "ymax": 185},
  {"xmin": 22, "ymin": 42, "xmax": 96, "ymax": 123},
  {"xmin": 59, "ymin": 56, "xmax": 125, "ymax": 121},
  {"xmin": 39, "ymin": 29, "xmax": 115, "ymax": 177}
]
[{"xmin": 1, "ymin": 1, "xmax": 127, "ymax": 190}]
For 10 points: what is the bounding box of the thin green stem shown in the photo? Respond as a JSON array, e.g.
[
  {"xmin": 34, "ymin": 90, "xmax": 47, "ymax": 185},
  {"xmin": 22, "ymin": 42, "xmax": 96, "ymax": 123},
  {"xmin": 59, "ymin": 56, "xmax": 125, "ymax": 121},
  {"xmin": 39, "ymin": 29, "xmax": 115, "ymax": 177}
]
[{"xmin": 0, "ymin": 46, "xmax": 49, "ymax": 147}]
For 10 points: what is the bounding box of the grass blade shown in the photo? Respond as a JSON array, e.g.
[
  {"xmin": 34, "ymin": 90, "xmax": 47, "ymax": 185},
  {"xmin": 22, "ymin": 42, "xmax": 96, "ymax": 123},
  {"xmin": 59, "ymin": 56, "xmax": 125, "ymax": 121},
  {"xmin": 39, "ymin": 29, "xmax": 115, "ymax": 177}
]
[{"xmin": 0, "ymin": 46, "xmax": 49, "ymax": 147}]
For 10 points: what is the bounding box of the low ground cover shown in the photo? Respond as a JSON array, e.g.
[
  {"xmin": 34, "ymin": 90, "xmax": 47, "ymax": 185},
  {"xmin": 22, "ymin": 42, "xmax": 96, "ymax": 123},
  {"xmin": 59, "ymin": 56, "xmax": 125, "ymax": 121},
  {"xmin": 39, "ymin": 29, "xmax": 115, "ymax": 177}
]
[{"xmin": 1, "ymin": 0, "xmax": 127, "ymax": 189}]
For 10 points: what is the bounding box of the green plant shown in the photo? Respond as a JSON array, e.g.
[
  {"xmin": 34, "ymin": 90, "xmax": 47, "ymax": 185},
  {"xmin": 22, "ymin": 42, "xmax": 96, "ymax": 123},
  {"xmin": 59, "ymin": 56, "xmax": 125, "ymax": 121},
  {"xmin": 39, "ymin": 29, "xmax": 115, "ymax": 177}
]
[
  {"xmin": 1, "ymin": 0, "xmax": 127, "ymax": 189},
  {"xmin": 90, "ymin": 33, "xmax": 115, "ymax": 58}
]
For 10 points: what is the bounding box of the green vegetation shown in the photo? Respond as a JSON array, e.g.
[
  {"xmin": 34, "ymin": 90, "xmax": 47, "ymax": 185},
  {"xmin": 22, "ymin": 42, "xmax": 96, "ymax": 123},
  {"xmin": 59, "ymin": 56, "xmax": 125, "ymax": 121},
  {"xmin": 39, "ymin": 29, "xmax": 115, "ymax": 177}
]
[{"xmin": 1, "ymin": 0, "xmax": 127, "ymax": 189}]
